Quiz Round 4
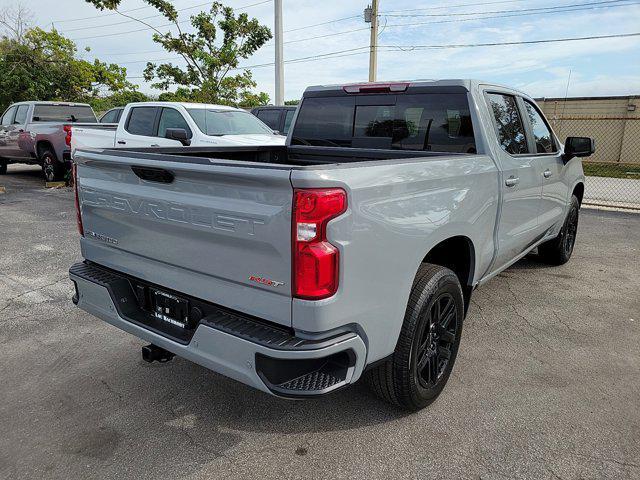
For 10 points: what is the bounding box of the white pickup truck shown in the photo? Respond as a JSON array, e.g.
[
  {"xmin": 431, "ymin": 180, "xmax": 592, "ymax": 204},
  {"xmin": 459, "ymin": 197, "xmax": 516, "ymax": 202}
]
[{"xmin": 70, "ymin": 102, "xmax": 286, "ymax": 153}]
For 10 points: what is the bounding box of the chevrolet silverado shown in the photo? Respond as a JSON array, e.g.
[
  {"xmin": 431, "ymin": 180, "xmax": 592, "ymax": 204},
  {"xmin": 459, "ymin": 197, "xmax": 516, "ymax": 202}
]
[{"xmin": 69, "ymin": 80, "xmax": 594, "ymax": 410}]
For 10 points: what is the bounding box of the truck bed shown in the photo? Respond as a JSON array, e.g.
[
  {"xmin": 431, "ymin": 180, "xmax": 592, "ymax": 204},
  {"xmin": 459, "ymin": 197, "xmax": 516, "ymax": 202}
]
[{"xmin": 107, "ymin": 144, "xmax": 472, "ymax": 167}]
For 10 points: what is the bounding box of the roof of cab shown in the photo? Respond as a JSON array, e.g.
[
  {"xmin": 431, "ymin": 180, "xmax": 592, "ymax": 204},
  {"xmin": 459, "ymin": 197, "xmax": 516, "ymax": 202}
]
[
  {"xmin": 303, "ymin": 79, "xmax": 530, "ymax": 98},
  {"xmin": 125, "ymin": 101, "xmax": 242, "ymax": 111}
]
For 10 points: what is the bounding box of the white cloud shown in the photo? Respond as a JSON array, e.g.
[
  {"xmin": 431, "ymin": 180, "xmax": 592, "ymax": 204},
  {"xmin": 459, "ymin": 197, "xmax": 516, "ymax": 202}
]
[{"xmin": 13, "ymin": 0, "xmax": 640, "ymax": 100}]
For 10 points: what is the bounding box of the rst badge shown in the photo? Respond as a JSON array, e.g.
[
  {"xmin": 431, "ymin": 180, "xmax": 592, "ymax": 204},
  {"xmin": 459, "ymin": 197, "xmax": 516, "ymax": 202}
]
[{"xmin": 249, "ymin": 275, "xmax": 285, "ymax": 288}]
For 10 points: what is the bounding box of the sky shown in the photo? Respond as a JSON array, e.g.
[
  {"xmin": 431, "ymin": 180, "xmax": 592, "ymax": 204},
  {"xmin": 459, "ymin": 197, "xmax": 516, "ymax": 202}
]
[{"xmin": 13, "ymin": 0, "xmax": 640, "ymax": 102}]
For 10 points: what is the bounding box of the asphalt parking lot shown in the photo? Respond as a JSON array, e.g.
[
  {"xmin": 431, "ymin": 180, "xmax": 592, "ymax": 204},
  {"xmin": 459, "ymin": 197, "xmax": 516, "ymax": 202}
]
[{"xmin": 1, "ymin": 164, "xmax": 639, "ymax": 480}]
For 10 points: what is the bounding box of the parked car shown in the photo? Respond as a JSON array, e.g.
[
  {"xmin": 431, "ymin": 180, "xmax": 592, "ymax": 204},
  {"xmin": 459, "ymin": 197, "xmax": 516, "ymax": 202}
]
[
  {"xmin": 250, "ymin": 105, "xmax": 297, "ymax": 135},
  {"xmin": 69, "ymin": 80, "xmax": 593, "ymax": 410},
  {"xmin": 71, "ymin": 102, "xmax": 286, "ymax": 153},
  {"xmin": 99, "ymin": 107, "xmax": 124, "ymax": 123},
  {"xmin": 0, "ymin": 101, "xmax": 98, "ymax": 181}
]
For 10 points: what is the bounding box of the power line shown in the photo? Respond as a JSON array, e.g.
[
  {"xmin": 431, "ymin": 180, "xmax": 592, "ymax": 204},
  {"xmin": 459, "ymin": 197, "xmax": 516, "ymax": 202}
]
[
  {"xmin": 284, "ymin": 15, "xmax": 362, "ymax": 33},
  {"xmin": 382, "ymin": 0, "xmax": 635, "ymax": 17},
  {"xmin": 91, "ymin": 0, "xmax": 639, "ymax": 58},
  {"xmin": 381, "ymin": 1, "xmax": 640, "ymax": 29},
  {"xmin": 123, "ymin": 31, "xmax": 640, "ymax": 79},
  {"xmin": 51, "ymin": 0, "xmax": 271, "ymax": 25},
  {"xmin": 379, "ymin": 32, "xmax": 640, "ymax": 50},
  {"xmin": 62, "ymin": 0, "xmax": 271, "ymax": 33},
  {"xmin": 382, "ymin": 0, "xmax": 529, "ymax": 14}
]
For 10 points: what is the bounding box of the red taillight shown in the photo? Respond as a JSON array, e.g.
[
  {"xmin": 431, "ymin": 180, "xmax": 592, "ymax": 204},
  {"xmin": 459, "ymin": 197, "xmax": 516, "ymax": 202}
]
[
  {"xmin": 72, "ymin": 163, "xmax": 84, "ymax": 236},
  {"xmin": 343, "ymin": 82, "xmax": 409, "ymax": 94},
  {"xmin": 293, "ymin": 188, "xmax": 347, "ymax": 300},
  {"xmin": 63, "ymin": 124, "xmax": 72, "ymax": 147}
]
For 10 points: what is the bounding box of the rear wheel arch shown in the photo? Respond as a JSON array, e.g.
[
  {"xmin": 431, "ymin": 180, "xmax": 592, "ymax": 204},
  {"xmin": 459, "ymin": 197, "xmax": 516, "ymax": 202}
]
[
  {"xmin": 421, "ymin": 235, "xmax": 475, "ymax": 314},
  {"xmin": 36, "ymin": 141, "xmax": 56, "ymax": 162}
]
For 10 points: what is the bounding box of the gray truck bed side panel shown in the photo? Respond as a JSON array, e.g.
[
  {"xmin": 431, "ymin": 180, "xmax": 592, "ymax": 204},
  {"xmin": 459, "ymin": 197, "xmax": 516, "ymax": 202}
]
[{"xmin": 290, "ymin": 155, "xmax": 499, "ymax": 363}]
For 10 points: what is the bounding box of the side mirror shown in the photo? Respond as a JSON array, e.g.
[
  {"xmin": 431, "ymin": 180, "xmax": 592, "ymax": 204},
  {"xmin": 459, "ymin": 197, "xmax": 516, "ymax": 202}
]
[
  {"xmin": 563, "ymin": 136, "xmax": 595, "ymax": 162},
  {"xmin": 165, "ymin": 128, "xmax": 191, "ymax": 146}
]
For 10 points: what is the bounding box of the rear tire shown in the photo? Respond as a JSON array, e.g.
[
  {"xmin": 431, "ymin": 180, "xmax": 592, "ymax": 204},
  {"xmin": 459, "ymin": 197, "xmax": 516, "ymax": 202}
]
[
  {"xmin": 41, "ymin": 150, "xmax": 63, "ymax": 182},
  {"xmin": 365, "ymin": 263, "xmax": 465, "ymax": 411},
  {"xmin": 537, "ymin": 195, "xmax": 580, "ymax": 265}
]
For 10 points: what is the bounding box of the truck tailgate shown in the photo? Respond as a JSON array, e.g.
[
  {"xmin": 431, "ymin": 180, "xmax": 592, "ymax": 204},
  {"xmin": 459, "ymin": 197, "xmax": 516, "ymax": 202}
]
[{"xmin": 75, "ymin": 150, "xmax": 294, "ymax": 327}]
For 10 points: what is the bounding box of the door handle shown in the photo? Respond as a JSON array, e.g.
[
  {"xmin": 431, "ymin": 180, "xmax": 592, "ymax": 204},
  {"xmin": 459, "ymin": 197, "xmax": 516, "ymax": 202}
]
[
  {"xmin": 505, "ymin": 176, "xmax": 520, "ymax": 187},
  {"xmin": 150, "ymin": 144, "xmax": 160, "ymax": 147},
  {"xmin": 543, "ymin": 169, "xmax": 553, "ymax": 178},
  {"xmin": 131, "ymin": 166, "xmax": 174, "ymax": 183},
  {"xmin": 117, "ymin": 140, "xmax": 127, "ymax": 145}
]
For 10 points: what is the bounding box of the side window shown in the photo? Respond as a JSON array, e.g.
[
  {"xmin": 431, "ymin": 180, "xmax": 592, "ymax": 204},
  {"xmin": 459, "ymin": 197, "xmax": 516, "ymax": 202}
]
[
  {"xmin": 126, "ymin": 107, "xmax": 157, "ymax": 136},
  {"xmin": 100, "ymin": 110, "xmax": 117, "ymax": 123},
  {"xmin": 283, "ymin": 110, "xmax": 295, "ymax": 134},
  {"xmin": 256, "ymin": 109, "xmax": 281, "ymax": 130},
  {"xmin": 158, "ymin": 108, "xmax": 191, "ymax": 138},
  {"xmin": 487, "ymin": 93, "xmax": 528, "ymax": 155},
  {"xmin": 524, "ymin": 100, "xmax": 557, "ymax": 153},
  {"xmin": 115, "ymin": 109, "xmax": 123, "ymax": 122},
  {"xmin": 14, "ymin": 105, "xmax": 29, "ymax": 124},
  {"xmin": 1, "ymin": 106, "xmax": 16, "ymax": 126}
]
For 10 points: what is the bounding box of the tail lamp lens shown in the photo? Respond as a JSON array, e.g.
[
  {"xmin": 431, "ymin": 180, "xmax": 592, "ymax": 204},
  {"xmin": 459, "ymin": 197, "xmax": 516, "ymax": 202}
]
[
  {"xmin": 293, "ymin": 188, "xmax": 347, "ymax": 299},
  {"xmin": 63, "ymin": 124, "xmax": 72, "ymax": 147},
  {"xmin": 72, "ymin": 163, "xmax": 84, "ymax": 236}
]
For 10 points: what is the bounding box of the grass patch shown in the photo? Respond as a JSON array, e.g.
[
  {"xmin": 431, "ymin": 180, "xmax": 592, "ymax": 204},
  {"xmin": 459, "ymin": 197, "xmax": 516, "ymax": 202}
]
[{"xmin": 583, "ymin": 162, "xmax": 640, "ymax": 179}]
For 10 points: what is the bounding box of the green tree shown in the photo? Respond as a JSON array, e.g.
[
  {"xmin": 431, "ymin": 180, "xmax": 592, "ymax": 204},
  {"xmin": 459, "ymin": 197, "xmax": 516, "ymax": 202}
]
[
  {"xmin": 85, "ymin": 0, "xmax": 272, "ymax": 106},
  {"xmin": 0, "ymin": 26, "xmax": 136, "ymax": 110}
]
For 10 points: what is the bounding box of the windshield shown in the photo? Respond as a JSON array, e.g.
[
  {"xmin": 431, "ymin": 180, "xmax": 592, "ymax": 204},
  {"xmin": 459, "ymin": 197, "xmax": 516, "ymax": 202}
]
[
  {"xmin": 187, "ymin": 109, "xmax": 274, "ymax": 136},
  {"xmin": 32, "ymin": 105, "xmax": 97, "ymax": 123}
]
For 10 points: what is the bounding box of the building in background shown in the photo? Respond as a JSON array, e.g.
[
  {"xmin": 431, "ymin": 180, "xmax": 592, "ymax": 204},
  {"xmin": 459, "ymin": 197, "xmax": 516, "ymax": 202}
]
[{"xmin": 535, "ymin": 95, "xmax": 639, "ymax": 165}]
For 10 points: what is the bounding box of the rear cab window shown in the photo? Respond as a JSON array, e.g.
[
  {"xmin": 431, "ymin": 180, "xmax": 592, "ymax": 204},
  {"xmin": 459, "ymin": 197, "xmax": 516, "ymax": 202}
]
[
  {"xmin": 32, "ymin": 104, "xmax": 96, "ymax": 123},
  {"xmin": 291, "ymin": 90, "xmax": 476, "ymax": 153}
]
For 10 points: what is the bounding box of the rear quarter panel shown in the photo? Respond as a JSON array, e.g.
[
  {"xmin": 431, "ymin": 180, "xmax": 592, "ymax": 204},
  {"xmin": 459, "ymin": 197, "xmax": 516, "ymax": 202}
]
[{"xmin": 291, "ymin": 155, "xmax": 499, "ymax": 363}]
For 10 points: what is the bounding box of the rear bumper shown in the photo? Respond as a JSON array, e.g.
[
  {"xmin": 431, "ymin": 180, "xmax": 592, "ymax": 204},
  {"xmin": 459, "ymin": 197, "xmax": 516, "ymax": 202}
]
[{"xmin": 69, "ymin": 262, "xmax": 367, "ymax": 397}]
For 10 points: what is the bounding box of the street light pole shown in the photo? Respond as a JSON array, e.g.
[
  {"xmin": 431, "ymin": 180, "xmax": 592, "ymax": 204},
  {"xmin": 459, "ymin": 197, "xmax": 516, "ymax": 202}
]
[
  {"xmin": 368, "ymin": 0, "xmax": 379, "ymax": 82},
  {"xmin": 274, "ymin": 0, "xmax": 284, "ymax": 106}
]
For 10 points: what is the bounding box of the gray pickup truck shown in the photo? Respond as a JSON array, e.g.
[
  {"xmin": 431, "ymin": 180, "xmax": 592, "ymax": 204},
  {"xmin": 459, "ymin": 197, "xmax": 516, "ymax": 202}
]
[
  {"xmin": 69, "ymin": 80, "xmax": 594, "ymax": 410},
  {"xmin": 0, "ymin": 101, "xmax": 98, "ymax": 181}
]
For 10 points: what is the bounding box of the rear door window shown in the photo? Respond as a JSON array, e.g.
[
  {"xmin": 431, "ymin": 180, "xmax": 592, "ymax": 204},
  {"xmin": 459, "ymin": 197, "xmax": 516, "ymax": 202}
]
[
  {"xmin": 292, "ymin": 93, "xmax": 475, "ymax": 152},
  {"xmin": 126, "ymin": 107, "xmax": 158, "ymax": 136},
  {"xmin": 487, "ymin": 93, "xmax": 529, "ymax": 155},
  {"xmin": 256, "ymin": 109, "xmax": 281, "ymax": 130},
  {"xmin": 32, "ymin": 105, "xmax": 96, "ymax": 122}
]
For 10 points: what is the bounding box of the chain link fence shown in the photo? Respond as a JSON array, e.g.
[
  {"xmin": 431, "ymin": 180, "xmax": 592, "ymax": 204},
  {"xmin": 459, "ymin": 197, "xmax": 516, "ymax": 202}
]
[{"xmin": 539, "ymin": 96, "xmax": 640, "ymax": 210}]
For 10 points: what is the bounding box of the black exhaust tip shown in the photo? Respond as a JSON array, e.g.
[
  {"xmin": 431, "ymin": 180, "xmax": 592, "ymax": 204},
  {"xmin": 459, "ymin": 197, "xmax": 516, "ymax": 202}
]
[{"xmin": 142, "ymin": 344, "xmax": 175, "ymax": 363}]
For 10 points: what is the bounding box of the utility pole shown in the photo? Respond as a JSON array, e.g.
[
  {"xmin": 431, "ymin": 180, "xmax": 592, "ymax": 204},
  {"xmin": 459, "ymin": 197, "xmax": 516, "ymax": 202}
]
[
  {"xmin": 274, "ymin": 0, "xmax": 284, "ymax": 106},
  {"xmin": 366, "ymin": 0, "xmax": 379, "ymax": 82}
]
